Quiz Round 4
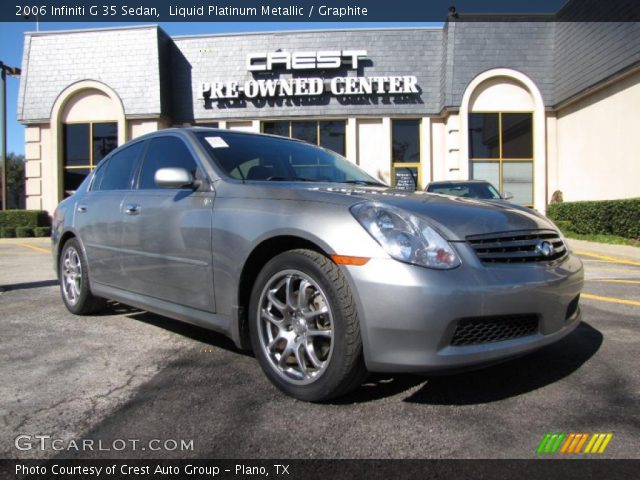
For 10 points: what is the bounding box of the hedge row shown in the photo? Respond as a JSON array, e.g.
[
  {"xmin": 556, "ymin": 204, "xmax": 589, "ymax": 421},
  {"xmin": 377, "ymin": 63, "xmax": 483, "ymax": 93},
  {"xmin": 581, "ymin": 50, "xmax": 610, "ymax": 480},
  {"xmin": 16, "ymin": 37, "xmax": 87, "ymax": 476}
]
[
  {"xmin": 0, "ymin": 210, "xmax": 51, "ymax": 238},
  {"xmin": 0, "ymin": 226, "xmax": 51, "ymax": 238},
  {"xmin": 547, "ymin": 198, "xmax": 640, "ymax": 240},
  {"xmin": 0, "ymin": 210, "xmax": 50, "ymax": 228}
]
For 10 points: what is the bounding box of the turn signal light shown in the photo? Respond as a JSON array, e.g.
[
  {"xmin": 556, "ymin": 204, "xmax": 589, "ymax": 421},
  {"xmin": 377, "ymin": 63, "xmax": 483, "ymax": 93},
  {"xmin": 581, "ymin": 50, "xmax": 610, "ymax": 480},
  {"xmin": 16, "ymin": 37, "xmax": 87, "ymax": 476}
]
[{"xmin": 331, "ymin": 255, "xmax": 370, "ymax": 266}]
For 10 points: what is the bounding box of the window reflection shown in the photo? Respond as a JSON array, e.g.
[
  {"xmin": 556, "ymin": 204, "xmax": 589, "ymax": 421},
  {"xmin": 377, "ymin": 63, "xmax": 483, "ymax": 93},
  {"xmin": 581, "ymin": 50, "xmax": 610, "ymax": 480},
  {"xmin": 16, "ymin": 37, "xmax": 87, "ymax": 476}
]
[
  {"xmin": 468, "ymin": 112, "xmax": 533, "ymax": 206},
  {"xmin": 262, "ymin": 120, "xmax": 346, "ymax": 156},
  {"xmin": 63, "ymin": 122, "xmax": 117, "ymax": 195}
]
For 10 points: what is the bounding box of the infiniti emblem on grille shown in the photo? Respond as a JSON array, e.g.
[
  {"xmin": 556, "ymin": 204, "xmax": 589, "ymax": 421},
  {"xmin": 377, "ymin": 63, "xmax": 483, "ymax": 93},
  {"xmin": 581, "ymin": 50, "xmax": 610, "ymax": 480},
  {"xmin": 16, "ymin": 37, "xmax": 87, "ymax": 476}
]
[{"xmin": 535, "ymin": 241, "xmax": 555, "ymax": 258}]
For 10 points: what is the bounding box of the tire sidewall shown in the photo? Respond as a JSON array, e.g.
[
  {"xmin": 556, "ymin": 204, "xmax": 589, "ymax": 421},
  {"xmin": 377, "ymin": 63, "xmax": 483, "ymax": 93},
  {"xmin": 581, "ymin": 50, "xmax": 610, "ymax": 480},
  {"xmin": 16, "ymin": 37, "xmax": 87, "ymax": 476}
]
[
  {"xmin": 249, "ymin": 251, "xmax": 355, "ymax": 402},
  {"xmin": 59, "ymin": 238, "xmax": 93, "ymax": 314}
]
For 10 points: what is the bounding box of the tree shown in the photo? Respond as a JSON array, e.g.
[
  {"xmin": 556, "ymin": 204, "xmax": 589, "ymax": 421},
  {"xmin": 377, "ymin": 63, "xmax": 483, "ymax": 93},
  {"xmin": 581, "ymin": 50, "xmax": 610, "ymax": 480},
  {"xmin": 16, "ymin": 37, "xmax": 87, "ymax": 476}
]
[{"xmin": 0, "ymin": 152, "xmax": 25, "ymax": 209}]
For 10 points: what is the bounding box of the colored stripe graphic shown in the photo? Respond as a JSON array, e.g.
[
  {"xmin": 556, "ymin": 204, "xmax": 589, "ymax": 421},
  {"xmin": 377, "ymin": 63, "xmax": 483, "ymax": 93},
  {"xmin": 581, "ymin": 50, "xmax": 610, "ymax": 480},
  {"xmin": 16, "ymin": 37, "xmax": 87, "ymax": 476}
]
[
  {"xmin": 537, "ymin": 434, "xmax": 552, "ymax": 454},
  {"xmin": 564, "ymin": 433, "xmax": 588, "ymax": 454},
  {"xmin": 560, "ymin": 434, "xmax": 575, "ymax": 453},
  {"xmin": 585, "ymin": 433, "xmax": 614, "ymax": 454},
  {"xmin": 574, "ymin": 434, "xmax": 589, "ymax": 453},
  {"xmin": 550, "ymin": 433, "xmax": 566, "ymax": 453},
  {"xmin": 538, "ymin": 433, "xmax": 613, "ymax": 454},
  {"xmin": 598, "ymin": 434, "xmax": 614, "ymax": 453},
  {"xmin": 537, "ymin": 433, "xmax": 566, "ymax": 453}
]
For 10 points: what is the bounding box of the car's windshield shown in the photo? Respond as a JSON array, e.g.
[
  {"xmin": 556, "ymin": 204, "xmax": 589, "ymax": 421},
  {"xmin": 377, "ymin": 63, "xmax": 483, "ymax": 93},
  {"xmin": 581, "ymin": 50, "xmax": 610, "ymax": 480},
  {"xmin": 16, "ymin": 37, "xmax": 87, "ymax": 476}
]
[
  {"xmin": 428, "ymin": 182, "xmax": 502, "ymax": 200},
  {"xmin": 195, "ymin": 131, "xmax": 385, "ymax": 186}
]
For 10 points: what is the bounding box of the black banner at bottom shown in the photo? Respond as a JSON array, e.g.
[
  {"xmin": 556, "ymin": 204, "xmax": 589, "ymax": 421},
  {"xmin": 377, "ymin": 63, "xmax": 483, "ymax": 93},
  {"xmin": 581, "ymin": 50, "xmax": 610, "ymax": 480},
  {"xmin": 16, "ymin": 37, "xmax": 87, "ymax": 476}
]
[{"xmin": 1, "ymin": 459, "xmax": 639, "ymax": 480}]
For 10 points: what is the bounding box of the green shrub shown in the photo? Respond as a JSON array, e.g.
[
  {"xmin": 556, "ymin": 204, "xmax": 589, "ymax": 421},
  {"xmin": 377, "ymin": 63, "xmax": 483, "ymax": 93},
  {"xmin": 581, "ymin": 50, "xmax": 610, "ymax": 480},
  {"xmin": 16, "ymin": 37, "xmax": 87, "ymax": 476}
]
[
  {"xmin": 0, "ymin": 210, "xmax": 50, "ymax": 229},
  {"xmin": 34, "ymin": 226, "xmax": 52, "ymax": 238},
  {"xmin": 0, "ymin": 226, "xmax": 16, "ymax": 238},
  {"xmin": 553, "ymin": 220, "xmax": 573, "ymax": 233},
  {"xmin": 547, "ymin": 198, "xmax": 640, "ymax": 240},
  {"xmin": 15, "ymin": 226, "xmax": 35, "ymax": 238}
]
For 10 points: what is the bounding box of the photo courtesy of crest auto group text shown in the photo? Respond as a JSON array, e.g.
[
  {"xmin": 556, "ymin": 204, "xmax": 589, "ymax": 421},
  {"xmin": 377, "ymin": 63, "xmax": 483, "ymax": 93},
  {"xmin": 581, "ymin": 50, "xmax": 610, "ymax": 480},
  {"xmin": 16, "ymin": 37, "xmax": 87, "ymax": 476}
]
[{"xmin": 0, "ymin": 0, "xmax": 639, "ymax": 478}]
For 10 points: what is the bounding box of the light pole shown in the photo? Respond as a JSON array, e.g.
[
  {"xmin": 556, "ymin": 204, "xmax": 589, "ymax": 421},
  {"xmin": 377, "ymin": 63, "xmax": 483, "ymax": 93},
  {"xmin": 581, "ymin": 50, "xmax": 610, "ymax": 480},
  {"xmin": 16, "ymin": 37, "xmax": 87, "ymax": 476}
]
[{"xmin": 0, "ymin": 61, "xmax": 21, "ymax": 210}]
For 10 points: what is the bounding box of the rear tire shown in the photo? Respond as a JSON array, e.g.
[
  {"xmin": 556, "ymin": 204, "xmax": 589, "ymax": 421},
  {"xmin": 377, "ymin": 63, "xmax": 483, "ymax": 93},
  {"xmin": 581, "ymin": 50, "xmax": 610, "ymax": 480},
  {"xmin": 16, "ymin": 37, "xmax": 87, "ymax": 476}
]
[
  {"xmin": 59, "ymin": 238, "xmax": 105, "ymax": 315},
  {"xmin": 249, "ymin": 249, "xmax": 367, "ymax": 402}
]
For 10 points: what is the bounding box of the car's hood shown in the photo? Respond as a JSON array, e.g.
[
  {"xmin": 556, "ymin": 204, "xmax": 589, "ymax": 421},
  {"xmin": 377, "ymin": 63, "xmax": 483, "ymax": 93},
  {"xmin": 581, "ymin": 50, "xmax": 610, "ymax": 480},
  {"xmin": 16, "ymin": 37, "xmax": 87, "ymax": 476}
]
[
  {"xmin": 217, "ymin": 182, "xmax": 555, "ymax": 241},
  {"xmin": 342, "ymin": 189, "xmax": 553, "ymax": 240}
]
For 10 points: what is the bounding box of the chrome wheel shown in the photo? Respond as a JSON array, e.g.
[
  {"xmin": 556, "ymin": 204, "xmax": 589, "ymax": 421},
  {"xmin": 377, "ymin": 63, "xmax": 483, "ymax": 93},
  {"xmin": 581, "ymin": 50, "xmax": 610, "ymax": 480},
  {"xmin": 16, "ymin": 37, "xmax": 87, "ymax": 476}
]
[
  {"xmin": 62, "ymin": 246, "xmax": 82, "ymax": 306},
  {"xmin": 257, "ymin": 270, "xmax": 334, "ymax": 385}
]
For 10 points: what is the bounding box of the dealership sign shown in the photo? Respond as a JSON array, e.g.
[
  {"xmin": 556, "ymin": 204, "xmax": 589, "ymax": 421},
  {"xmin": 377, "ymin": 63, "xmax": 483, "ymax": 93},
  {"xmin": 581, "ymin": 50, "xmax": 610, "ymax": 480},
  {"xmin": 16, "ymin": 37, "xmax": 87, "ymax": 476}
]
[{"xmin": 199, "ymin": 50, "xmax": 419, "ymax": 101}]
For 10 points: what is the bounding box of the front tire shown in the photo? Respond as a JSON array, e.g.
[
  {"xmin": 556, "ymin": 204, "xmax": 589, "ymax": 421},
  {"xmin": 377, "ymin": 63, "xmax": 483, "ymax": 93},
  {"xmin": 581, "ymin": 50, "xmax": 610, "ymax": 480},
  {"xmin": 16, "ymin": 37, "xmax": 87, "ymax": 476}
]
[
  {"xmin": 249, "ymin": 249, "xmax": 367, "ymax": 401},
  {"xmin": 59, "ymin": 238, "xmax": 105, "ymax": 315}
]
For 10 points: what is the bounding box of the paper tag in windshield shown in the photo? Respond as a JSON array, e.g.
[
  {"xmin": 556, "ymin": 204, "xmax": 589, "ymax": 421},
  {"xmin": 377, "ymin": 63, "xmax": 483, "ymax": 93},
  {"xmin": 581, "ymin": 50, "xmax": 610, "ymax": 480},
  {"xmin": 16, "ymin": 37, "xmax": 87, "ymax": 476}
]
[{"xmin": 205, "ymin": 136, "xmax": 229, "ymax": 148}]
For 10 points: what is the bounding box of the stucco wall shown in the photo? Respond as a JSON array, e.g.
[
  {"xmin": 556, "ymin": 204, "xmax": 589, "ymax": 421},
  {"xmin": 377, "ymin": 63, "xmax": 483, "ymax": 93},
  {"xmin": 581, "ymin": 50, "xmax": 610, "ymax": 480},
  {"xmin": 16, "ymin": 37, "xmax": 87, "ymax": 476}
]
[{"xmin": 556, "ymin": 69, "xmax": 640, "ymax": 202}]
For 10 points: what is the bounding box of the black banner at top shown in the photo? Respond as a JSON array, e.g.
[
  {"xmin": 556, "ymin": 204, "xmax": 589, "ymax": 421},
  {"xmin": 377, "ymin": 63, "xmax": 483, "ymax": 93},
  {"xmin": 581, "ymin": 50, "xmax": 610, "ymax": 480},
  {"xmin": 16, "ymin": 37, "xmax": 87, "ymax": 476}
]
[{"xmin": 4, "ymin": 0, "xmax": 640, "ymax": 23}]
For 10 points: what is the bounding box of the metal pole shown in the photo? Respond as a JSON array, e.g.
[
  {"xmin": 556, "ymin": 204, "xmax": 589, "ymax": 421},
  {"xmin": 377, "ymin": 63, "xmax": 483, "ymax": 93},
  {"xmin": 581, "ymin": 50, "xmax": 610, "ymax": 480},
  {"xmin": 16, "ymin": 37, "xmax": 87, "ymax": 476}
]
[{"xmin": 1, "ymin": 61, "xmax": 7, "ymax": 211}]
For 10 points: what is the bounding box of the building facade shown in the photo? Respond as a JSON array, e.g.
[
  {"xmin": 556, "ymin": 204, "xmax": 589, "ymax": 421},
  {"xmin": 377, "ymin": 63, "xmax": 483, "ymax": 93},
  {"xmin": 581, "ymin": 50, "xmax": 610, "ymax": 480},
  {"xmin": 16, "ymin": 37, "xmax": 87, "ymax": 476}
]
[{"xmin": 17, "ymin": 13, "xmax": 640, "ymax": 215}]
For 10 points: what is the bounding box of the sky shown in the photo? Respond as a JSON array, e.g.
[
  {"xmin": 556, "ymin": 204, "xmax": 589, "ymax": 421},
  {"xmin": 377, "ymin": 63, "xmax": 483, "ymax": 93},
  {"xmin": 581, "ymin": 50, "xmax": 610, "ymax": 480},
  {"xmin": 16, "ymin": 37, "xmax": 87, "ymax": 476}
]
[{"xmin": 0, "ymin": 21, "xmax": 439, "ymax": 156}]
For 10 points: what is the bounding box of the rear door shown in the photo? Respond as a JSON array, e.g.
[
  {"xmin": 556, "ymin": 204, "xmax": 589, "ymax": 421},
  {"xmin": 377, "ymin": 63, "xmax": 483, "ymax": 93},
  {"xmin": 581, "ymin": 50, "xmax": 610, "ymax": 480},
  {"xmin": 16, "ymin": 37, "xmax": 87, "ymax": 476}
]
[
  {"xmin": 120, "ymin": 134, "xmax": 215, "ymax": 312},
  {"xmin": 74, "ymin": 141, "xmax": 144, "ymax": 287}
]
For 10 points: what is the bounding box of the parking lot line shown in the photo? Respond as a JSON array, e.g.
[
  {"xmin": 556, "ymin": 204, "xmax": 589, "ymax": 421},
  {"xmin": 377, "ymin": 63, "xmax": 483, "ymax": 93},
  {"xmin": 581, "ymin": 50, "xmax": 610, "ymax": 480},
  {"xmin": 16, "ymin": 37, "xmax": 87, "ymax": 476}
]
[
  {"xmin": 12, "ymin": 243, "xmax": 50, "ymax": 254},
  {"xmin": 584, "ymin": 267, "xmax": 640, "ymax": 274},
  {"xmin": 587, "ymin": 279, "xmax": 640, "ymax": 285},
  {"xmin": 575, "ymin": 250, "xmax": 640, "ymax": 267},
  {"xmin": 581, "ymin": 293, "xmax": 640, "ymax": 307}
]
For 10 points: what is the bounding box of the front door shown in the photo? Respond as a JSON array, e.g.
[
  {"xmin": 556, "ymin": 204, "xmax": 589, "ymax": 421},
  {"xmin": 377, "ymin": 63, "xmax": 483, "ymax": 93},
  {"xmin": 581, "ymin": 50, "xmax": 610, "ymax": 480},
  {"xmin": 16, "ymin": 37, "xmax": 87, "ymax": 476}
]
[{"xmin": 120, "ymin": 135, "xmax": 215, "ymax": 313}]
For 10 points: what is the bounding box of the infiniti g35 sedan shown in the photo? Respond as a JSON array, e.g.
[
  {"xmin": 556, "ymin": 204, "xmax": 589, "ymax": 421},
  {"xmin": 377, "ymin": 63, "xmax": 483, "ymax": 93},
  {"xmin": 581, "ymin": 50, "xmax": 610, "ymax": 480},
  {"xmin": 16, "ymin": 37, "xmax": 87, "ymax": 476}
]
[
  {"xmin": 52, "ymin": 128, "xmax": 584, "ymax": 401},
  {"xmin": 425, "ymin": 180, "xmax": 512, "ymax": 201}
]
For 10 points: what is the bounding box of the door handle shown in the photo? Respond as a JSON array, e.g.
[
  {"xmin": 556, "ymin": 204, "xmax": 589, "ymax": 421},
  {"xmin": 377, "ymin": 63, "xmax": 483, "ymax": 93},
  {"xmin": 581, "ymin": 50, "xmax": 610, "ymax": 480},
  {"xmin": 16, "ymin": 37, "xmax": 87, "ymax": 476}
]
[
  {"xmin": 124, "ymin": 204, "xmax": 141, "ymax": 215},
  {"xmin": 77, "ymin": 205, "xmax": 88, "ymax": 213}
]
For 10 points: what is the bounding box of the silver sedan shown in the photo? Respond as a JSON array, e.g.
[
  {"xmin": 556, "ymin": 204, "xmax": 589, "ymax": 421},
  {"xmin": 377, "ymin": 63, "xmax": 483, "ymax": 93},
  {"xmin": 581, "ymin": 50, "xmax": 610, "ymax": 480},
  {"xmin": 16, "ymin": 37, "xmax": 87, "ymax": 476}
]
[{"xmin": 52, "ymin": 128, "xmax": 584, "ymax": 401}]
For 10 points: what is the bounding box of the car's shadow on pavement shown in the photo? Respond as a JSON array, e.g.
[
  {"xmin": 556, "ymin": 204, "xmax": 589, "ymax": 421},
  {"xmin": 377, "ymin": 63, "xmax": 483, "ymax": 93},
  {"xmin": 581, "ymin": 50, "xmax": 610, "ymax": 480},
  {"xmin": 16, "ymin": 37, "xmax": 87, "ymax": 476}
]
[
  {"xmin": 335, "ymin": 322, "xmax": 603, "ymax": 405},
  {"xmin": 104, "ymin": 303, "xmax": 253, "ymax": 357},
  {"xmin": 101, "ymin": 301, "xmax": 603, "ymax": 405},
  {"xmin": 0, "ymin": 279, "xmax": 59, "ymax": 291}
]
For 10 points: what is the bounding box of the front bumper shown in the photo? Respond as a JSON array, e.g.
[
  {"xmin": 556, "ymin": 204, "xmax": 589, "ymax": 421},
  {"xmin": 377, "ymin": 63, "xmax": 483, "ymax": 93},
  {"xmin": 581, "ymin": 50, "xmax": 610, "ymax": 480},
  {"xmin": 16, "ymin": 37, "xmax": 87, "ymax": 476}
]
[{"xmin": 343, "ymin": 244, "xmax": 584, "ymax": 373}]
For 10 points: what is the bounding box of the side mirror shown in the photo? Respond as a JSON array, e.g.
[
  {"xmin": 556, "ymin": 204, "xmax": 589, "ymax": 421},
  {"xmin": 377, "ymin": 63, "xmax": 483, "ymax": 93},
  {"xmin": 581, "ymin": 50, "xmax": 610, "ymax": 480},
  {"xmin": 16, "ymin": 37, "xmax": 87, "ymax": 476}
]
[
  {"xmin": 154, "ymin": 168, "xmax": 195, "ymax": 189},
  {"xmin": 502, "ymin": 191, "xmax": 514, "ymax": 200}
]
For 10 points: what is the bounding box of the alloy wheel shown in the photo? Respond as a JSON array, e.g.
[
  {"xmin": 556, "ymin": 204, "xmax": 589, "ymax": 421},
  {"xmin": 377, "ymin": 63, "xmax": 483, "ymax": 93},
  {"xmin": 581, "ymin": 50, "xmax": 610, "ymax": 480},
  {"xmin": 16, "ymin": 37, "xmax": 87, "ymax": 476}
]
[
  {"xmin": 257, "ymin": 270, "xmax": 334, "ymax": 385},
  {"xmin": 62, "ymin": 246, "xmax": 82, "ymax": 306}
]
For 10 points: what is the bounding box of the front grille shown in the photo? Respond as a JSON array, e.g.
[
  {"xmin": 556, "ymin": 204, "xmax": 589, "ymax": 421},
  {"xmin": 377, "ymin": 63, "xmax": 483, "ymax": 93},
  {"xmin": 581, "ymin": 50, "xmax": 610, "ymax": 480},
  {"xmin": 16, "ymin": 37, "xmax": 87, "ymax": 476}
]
[
  {"xmin": 467, "ymin": 230, "xmax": 567, "ymax": 264},
  {"xmin": 450, "ymin": 314, "xmax": 539, "ymax": 346}
]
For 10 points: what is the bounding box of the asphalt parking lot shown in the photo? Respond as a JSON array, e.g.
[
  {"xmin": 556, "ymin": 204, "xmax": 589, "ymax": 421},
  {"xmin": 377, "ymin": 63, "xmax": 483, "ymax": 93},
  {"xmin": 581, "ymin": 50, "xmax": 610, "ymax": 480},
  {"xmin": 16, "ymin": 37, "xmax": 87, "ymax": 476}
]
[{"xmin": 1, "ymin": 238, "xmax": 638, "ymax": 459}]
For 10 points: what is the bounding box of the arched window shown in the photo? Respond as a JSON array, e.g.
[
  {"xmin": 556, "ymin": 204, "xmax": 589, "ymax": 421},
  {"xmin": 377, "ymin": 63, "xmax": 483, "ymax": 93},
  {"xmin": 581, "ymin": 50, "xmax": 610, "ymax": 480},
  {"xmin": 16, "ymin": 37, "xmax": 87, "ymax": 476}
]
[
  {"xmin": 51, "ymin": 81, "xmax": 126, "ymax": 200},
  {"xmin": 468, "ymin": 78, "xmax": 535, "ymax": 206},
  {"xmin": 60, "ymin": 89, "xmax": 119, "ymax": 194},
  {"xmin": 469, "ymin": 111, "xmax": 533, "ymax": 205},
  {"xmin": 460, "ymin": 70, "xmax": 546, "ymax": 210}
]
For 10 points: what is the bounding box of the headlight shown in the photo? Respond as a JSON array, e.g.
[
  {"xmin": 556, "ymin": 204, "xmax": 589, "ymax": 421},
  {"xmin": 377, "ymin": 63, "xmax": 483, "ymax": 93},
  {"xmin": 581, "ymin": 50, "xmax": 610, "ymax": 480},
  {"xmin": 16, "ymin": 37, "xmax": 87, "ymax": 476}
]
[{"xmin": 350, "ymin": 202, "xmax": 460, "ymax": 269}]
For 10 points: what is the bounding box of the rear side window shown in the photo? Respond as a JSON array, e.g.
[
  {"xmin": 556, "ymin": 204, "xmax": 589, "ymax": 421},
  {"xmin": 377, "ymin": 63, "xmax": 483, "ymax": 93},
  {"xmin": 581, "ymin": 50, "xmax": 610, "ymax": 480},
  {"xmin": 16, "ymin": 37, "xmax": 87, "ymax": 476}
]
[
  {"xmin": 89, "ymin": 160, "xmax": 108, "ymax": 191},
  {"xmin": 99, "ymin": 142, "xmax": 144, "ymax": 191},
  {"xmin": 138, "ymin": 137, "xmax": 199, "ymax": 189}
]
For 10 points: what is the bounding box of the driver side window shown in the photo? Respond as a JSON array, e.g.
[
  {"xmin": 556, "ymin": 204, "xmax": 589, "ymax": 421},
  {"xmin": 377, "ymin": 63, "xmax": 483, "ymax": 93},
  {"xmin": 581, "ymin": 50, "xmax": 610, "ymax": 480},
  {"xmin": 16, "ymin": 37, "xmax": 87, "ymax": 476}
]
[{"xmin": 138, "ymin": 137, "xmax": 199, "ymax": 189}]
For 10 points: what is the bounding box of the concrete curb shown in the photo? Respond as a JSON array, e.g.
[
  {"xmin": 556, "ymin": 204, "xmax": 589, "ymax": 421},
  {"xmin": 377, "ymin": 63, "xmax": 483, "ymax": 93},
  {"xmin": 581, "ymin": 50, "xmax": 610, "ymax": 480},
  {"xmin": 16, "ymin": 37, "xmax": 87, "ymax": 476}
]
[{"xmin": 568, "ymin": 238, "xmax": 640, "ymax": 263}]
